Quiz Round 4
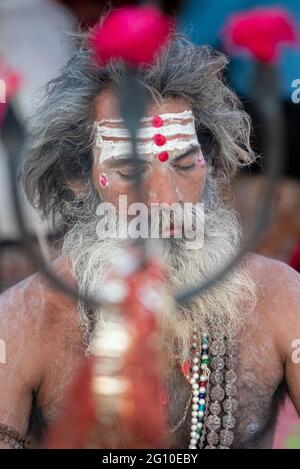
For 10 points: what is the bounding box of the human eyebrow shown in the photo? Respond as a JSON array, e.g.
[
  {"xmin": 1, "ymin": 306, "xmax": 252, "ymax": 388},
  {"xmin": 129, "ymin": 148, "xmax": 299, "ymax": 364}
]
[{"xmin": 173, "ymin": 144, "xmax": 201, "ymax": 163}]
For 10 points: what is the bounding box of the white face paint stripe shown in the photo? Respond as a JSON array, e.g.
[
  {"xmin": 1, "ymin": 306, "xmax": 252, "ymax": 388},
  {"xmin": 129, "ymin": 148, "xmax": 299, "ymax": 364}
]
[
  {"xmin": 94, "ymin": 110, "xmax": 199, "ymax": 164},
  {"xmin": 97, "ymin": 110, "xmax": 193, "ymax": 125},
  {"xmin": 96, "ymin": 138, "xmax": 200, "ymax": 161},
  {"xmin": 95, "ymin": 123, "xmax": 196, "ymax": 140}
]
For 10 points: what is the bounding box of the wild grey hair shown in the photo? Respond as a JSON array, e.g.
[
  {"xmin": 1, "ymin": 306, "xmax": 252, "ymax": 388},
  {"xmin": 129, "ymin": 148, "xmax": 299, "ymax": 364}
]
[{"xmin": 22, "ymin": 32, "xmax": 255, "ymax": 230}]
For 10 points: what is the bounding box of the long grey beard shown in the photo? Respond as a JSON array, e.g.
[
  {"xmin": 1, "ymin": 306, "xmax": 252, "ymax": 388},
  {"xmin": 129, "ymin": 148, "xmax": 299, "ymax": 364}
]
[{"xmin": 62, "ymin": 201, "xmax": 257, "ymax": 364}]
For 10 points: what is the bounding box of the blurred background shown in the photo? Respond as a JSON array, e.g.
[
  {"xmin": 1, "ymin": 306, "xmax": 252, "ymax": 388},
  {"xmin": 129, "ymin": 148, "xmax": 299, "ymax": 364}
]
[{"xmin": 0, "ymin": 0, "xmax": 299, "ymax": 449}]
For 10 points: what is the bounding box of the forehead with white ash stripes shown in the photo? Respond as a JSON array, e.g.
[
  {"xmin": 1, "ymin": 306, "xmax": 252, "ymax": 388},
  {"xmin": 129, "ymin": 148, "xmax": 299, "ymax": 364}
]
[{"xmin": 94, "ymin": 110, "xmax": 201, "ymax": 164}]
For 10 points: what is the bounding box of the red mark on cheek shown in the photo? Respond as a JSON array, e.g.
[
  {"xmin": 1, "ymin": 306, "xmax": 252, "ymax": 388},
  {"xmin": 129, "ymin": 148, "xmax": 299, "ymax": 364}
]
[{"xmin": 99, "ymin": 173, "xmax": 109, "ymax": 188}]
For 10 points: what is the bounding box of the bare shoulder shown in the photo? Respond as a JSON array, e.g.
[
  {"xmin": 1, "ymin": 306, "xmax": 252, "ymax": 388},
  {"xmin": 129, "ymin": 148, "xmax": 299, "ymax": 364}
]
[
  {"xmin": 0, "ymin": 256, "xmax": 80, "ymax": 384},
  {"xmin": 245, "ymin": 252, "xmax": 300, "ymax": 357},
  {"xmin": 0, "ymin": 257, "xmax": 84, "ymax": 436},
  {"xmin": 246, "ymin": 252, "xmax": 300, "ymax": 302}
]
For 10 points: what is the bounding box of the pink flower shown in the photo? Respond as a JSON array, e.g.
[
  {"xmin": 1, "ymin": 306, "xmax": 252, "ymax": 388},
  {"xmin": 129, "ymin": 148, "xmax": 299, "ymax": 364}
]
[
  {"xmin": 222, "ymin": 8, "xmax": 298, "ymax": 63},
  {"xmin": 89, "ymin": 5, "xmax": 173, "ymax": 67},
  {"xmin": 0, "ymin": 57, "xmax": 21, "ymax": 127}
]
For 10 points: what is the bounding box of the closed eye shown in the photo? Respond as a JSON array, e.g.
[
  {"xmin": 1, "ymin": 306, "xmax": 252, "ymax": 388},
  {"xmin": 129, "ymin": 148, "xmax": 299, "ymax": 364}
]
[
  {"xmin": 173, "ymin": 162, "xmax": 197, "ymax": 171},
  {"xmin": 118, "ymin": 172, "xmax": 136, "ymax": 181},
  {"xmin": 172, "ymin": 149, "xmax": 199, "ymax": 172}
]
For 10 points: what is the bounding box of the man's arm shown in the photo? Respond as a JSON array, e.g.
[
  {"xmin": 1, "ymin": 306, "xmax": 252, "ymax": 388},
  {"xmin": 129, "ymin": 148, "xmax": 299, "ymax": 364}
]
[
  {"xmin": 273, "ymin": 263, "xmax": 300, "ymax": 415},
  {"xmin": 248, "ymin": 254, "xmax": 300, "ymax": 415},
  {"xmin": 0, "ymin": 277, "xmax": 46, "ymax": 447}
]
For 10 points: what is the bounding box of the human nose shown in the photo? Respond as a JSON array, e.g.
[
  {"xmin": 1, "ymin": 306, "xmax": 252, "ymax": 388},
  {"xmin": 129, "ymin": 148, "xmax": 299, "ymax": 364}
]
[{"xmin": 146, "ymin": 167, "xmax": 183, "ymax": 206}]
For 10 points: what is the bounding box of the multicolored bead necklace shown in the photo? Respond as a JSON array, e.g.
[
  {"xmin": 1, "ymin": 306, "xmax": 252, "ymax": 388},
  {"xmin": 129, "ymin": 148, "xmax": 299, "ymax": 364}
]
[
  {"xmin": 181, "ymin": 330, "xmax": 238, "ymax": 449},
  {"xmin": 182, "ymin": 329, "xmax": 210, "ymax": 448}
]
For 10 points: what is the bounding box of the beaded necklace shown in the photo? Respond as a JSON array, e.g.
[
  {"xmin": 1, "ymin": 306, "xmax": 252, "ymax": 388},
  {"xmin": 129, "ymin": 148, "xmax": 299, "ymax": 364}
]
[{"xmin": 180, "ymin": 330, "xmax": 238, "ymax": 449}]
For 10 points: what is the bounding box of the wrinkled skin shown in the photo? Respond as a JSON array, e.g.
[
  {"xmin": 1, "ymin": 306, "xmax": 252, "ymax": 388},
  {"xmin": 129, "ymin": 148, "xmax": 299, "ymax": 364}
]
[
  {"xmin": 0, "ymin": 92, "xmax": 300, "ymax": 448},
  {"xmin": 92, "ymin": 89, "xmax": 206, "ymax": 208}
]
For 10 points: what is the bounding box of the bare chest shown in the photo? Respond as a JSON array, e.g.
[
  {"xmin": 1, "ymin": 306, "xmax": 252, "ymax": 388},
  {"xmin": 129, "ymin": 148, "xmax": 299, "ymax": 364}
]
[
  {"xmin": 169, "ymin": 375, "xmax": 284, "ymax": 449},
  {"xmin": 167, "ymin": 341, "xmax": 285, "ymax": 449},
  {"xmin": 31, "ymin": 315, "xmax": 285, "ymax": 449}
]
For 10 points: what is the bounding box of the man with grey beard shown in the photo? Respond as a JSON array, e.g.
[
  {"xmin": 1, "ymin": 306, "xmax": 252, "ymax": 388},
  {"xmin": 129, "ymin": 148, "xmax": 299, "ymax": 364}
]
[{"xmin": 0, "ymin": 33, "xmax": 299, "ymax": 449}]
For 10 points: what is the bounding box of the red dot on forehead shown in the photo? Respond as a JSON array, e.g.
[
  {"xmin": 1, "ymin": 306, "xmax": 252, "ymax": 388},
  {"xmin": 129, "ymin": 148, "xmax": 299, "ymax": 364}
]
[
  {"xmin": 153, "ymin": 133, "xmax": 167, "ymax": 146},
  {"xmin": 152, "ymin": 115, "xmax": 163, "ymax": 128},
  {"xmin": 158, "ymin": 151, "xmax": 169, "ymax": 162}
]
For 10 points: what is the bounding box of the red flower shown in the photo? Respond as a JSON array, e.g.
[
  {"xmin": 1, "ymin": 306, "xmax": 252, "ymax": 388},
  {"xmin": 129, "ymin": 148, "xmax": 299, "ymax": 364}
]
[
  {"xmin": 222, "ymin": 8, "xmax": 298, "ymax": 63},
  {"xmin": 89, "ymin": 6, "xmax": 173, "ymax": 67}
]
